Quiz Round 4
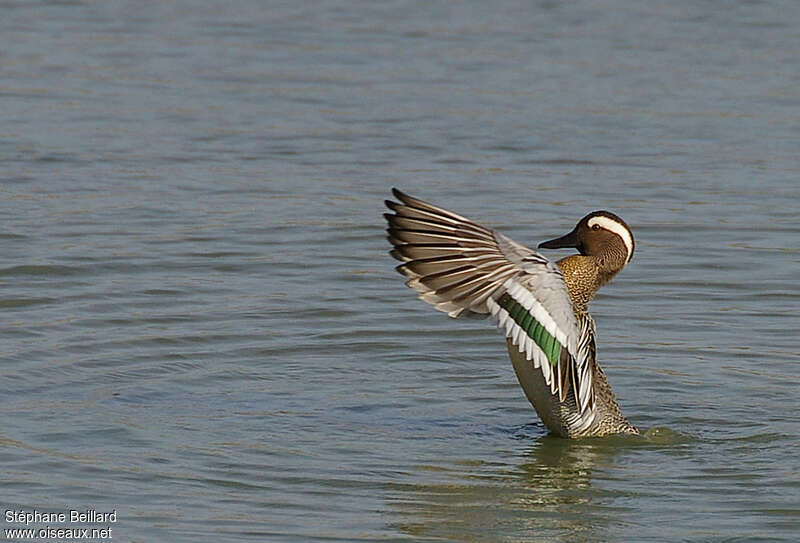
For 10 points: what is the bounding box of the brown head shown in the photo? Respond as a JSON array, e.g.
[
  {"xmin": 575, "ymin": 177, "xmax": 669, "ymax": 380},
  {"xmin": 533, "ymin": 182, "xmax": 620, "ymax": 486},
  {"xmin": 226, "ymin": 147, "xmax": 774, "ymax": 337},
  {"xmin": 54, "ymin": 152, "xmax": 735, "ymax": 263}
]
[{"xmin": 537, "ymin": 211, "xmax": 635, "ymax": 274}]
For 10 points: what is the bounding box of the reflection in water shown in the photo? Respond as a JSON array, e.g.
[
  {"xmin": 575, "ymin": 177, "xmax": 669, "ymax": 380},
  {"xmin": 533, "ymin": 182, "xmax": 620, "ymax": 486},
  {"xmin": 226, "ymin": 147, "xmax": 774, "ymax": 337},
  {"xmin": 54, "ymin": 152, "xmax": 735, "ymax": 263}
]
[
  {"xmin": 511, "ymin": 435, "xmax": 639, "ymax": 542},
  {"xmin": 388, "ymin": 431, "xmax": 648, "ymax": 542}
]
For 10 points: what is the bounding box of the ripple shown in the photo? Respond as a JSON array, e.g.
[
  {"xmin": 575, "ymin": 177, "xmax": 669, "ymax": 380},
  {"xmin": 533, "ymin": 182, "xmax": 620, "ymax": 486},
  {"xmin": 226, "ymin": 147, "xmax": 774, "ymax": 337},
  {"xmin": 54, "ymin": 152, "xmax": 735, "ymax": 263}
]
[
  {"xmin": 0, "ymin": 296, "xmax": 56, "ymax": 308},
  {"xmin": 0, "ymin": 264, "xmax": 84, "ymax": 277}
]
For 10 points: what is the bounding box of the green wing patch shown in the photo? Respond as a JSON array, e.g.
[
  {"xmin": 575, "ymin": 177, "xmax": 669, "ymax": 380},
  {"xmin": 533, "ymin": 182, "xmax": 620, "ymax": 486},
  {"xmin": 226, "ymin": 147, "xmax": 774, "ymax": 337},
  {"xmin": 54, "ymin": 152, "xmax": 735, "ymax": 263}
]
[{"xmin": 498, "ymin": 292, "xmax": 562, "ymax": 366}]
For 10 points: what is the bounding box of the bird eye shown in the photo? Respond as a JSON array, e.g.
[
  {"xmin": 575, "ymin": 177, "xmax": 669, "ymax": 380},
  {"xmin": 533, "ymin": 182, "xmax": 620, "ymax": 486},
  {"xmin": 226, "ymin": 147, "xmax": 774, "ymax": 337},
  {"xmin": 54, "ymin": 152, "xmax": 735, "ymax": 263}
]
[{"xmin": 591, "ymin": 224, "xmax": 600, "ymax": 231}]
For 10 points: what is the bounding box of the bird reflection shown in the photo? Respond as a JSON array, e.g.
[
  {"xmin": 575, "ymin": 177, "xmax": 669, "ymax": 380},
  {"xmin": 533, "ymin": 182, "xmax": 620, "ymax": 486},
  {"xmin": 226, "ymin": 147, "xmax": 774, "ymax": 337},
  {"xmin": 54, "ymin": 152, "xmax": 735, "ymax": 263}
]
[{"xmin": 388, "ymin": 430, "xmax": 640, "ymax": 542}]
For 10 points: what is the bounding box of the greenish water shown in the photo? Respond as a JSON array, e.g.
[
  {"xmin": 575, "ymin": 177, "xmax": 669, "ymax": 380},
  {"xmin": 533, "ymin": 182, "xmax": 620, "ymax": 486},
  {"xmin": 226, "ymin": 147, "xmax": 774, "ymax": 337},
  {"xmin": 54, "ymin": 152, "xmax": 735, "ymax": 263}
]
[{"xmin": 2, "ymin": 1, "xmax": 799, "ymax": 541}]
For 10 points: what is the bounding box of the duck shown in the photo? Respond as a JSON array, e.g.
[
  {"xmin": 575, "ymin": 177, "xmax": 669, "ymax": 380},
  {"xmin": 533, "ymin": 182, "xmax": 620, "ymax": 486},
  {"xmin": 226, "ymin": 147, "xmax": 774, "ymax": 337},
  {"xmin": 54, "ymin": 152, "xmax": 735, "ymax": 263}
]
[{"xmin": 384, "ymin": 188, "xmax": 639, "ymax": 438}]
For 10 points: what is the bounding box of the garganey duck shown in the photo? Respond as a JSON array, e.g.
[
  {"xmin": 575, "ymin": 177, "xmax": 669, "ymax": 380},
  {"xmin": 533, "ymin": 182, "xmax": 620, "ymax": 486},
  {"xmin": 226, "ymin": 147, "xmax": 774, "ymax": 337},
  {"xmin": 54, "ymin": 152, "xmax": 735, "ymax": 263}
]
[{"xmin": 385, "ymin": 188, "xmax": 639, "ymax": 438}]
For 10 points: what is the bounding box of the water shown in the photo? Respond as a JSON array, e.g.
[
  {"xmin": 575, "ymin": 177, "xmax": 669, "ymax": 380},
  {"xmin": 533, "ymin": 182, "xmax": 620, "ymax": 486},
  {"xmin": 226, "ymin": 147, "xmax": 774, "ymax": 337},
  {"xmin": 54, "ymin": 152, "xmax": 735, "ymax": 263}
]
[{"xmin": 2, "ymin": 1, "xmax": 799, "ymax": 541}]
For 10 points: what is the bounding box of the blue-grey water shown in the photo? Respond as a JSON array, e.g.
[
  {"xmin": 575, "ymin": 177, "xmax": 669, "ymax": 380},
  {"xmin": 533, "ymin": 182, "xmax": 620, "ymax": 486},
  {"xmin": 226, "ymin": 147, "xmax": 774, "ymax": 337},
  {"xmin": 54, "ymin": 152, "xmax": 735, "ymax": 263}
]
[{"xmin": 2, "ymin": 1, "xmax": 799, "ymax": 542}]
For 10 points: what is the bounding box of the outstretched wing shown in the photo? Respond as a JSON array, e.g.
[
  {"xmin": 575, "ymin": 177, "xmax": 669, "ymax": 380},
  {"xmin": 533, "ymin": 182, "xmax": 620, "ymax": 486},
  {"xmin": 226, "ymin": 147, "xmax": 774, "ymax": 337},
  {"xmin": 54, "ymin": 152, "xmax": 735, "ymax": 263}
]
[{"xmin": 385, "ymin": 188, "xmax": 595, "ymax": 414}]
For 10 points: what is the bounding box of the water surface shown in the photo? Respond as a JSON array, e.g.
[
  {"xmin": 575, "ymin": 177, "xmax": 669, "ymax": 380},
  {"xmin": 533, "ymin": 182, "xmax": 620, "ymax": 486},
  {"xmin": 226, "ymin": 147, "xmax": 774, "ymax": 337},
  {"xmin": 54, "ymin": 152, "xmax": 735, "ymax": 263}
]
[{"xmin": 1, "ymin": 1, "xmax": 799, "ymax": 541}]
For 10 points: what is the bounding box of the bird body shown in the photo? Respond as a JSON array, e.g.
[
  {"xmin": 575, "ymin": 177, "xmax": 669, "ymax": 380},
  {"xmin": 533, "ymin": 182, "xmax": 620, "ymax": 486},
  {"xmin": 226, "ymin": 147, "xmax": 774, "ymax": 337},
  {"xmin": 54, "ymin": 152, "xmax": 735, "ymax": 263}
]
[{"xmin": 385, "ymin": 188, "xmax": 639, "ymax": 438}]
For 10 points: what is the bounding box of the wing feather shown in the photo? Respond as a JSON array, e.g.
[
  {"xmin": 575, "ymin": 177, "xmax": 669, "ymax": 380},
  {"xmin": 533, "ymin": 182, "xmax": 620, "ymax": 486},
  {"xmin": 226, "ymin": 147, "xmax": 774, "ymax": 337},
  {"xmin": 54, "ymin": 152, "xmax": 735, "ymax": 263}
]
[{"xmin": 385, "ymin": 188, "xmax": 596, "ymax": 414}]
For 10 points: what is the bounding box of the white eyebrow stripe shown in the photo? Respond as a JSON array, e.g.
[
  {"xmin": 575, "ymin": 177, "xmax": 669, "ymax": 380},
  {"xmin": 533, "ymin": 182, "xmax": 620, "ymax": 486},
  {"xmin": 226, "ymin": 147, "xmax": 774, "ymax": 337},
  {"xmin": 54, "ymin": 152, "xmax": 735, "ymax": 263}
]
[{"xmin": 587, "ymin": 216, "xmax": 634, "ymax": 263}]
